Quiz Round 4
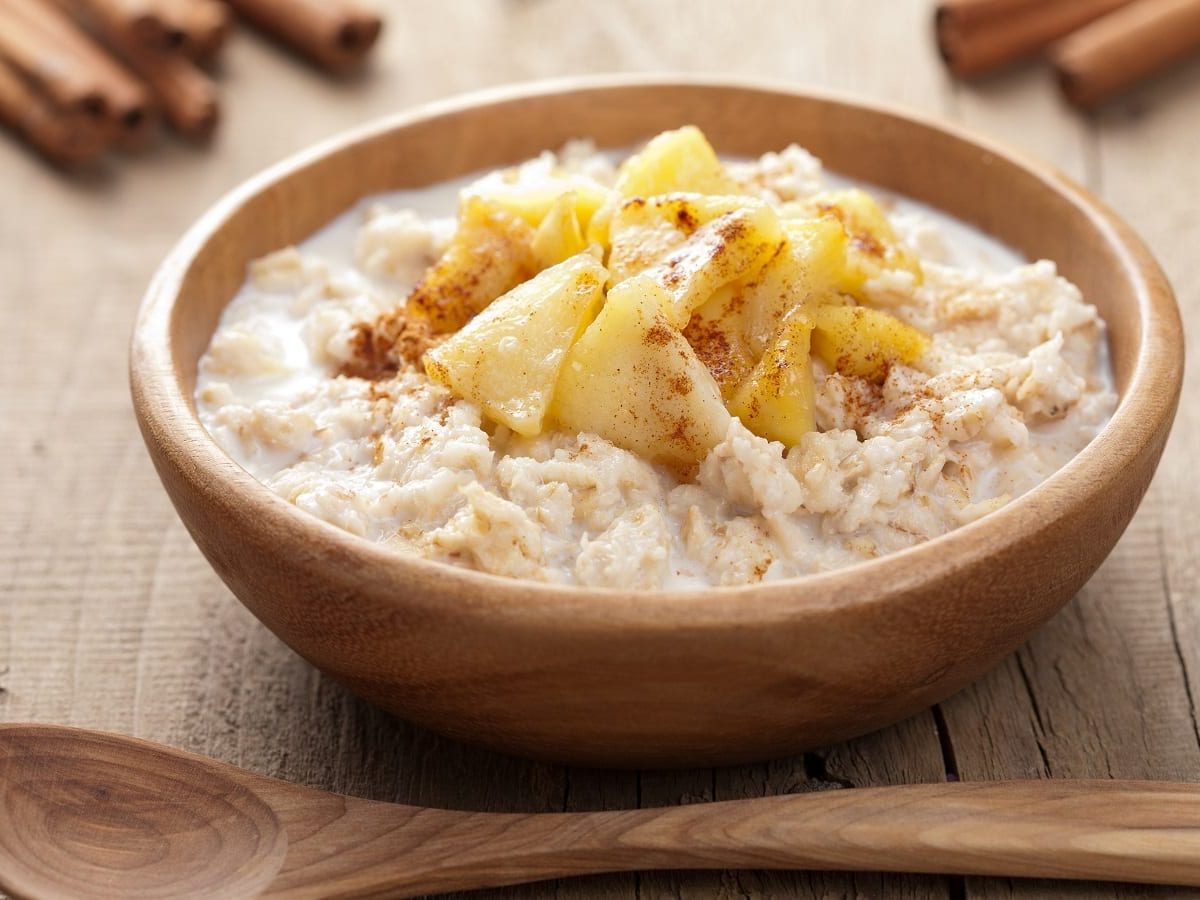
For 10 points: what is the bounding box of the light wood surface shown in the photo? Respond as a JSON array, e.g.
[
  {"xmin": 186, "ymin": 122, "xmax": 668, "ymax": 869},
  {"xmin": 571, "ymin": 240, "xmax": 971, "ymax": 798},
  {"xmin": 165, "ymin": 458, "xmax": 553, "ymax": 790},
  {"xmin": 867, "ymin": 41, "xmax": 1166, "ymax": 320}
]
[
  {"xmin": 129, "ymin": 78, "xmax": 1180, "ymax": 768},
  {"xmin": 3, "ymin": 1, "xmax": 1198, "ymax": 898},
  {"xmin": 6, "ymin": 724, "xmax": 1200, "ymax": 899}
]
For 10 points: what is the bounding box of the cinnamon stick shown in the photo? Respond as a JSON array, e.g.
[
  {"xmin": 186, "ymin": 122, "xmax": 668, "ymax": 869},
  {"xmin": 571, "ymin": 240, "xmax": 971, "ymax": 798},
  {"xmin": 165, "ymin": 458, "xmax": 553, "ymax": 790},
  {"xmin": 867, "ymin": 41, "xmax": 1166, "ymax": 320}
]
[
  {"xmin": 936, "ymin": 0, "xmax": 1135, "ymax": 77},
  {"xmin": 151, "ymin": 0, "xmax": 231, "ymax": 62},
  {"xmin": 107, "ymin": 33, "xmax": 217, "ymax": 138},
  {"xmin": 0, "ymin": 1, "xmax": 107, "ymax": 116},
  {"xmin": 62, "ymin": 0, "xmax": 217, "ymax": 138},
  {"xmin": 0, "ymin": 56, "xmax": 107, "ymax": 166},
  {"xmin": 225, "ymin": 0, "xmax": 382, "ymax": 72},
  {"xmin": 1052, "ymin": 0, "xmax": 1200, "ymax": 107},
  {"xmin": 6, "ymin": 0, "xmax": 155, "ymax": 144},
  {"xmin": 72, "ymin": 0, "xmax": 181, "ymax": 50},
  {"xmin": 936, "ymin": 0, "xmax": 1047, "ymax": 30}
]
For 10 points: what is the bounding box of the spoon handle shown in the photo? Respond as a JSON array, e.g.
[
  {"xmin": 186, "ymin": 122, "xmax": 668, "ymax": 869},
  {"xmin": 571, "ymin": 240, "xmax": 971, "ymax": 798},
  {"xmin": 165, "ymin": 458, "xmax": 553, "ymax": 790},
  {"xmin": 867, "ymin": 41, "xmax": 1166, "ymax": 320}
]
[{"xmin": 271, "ymin": 780, "xmax": 1200, "ymax": 897}]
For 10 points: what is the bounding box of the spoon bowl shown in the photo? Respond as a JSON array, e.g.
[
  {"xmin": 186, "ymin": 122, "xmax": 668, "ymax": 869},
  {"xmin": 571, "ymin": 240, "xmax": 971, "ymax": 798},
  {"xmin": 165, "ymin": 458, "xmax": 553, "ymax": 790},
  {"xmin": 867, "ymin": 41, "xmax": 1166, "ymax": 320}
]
[{"xmin": 0, "ymin": 726, "xmax": 285, "ymax": 899}]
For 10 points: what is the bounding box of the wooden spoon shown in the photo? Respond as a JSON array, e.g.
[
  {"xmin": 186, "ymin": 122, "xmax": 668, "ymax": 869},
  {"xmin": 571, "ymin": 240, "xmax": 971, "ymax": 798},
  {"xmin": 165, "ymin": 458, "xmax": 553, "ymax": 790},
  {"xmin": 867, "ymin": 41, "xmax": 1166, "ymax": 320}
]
[{"xmin": 2, "ymin": 724, "xmax": 1199, "ymax": 899}]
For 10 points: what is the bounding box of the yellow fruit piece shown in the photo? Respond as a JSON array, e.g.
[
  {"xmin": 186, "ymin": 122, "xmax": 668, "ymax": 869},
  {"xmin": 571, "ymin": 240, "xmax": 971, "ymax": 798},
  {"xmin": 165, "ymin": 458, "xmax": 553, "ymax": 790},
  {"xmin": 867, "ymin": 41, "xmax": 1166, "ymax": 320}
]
[
  {"xmin": 732, "ymin": 217, "xmax": 850, "ymax": 358},
  {"xmin": 683, "ymin": 279, "xmax": 760, "ymax": 400},
  {"xmin": 811, "ymin": 304, "xmax": 929, "ymax": 382},
  {"xmin": 407, "ymin": 198, "xmax": 536, "ymax": 333},
  {"xmin": 584, "ymin": 202, "xmax": 616, "ymax": 252},
  {"xmin": 608, "ymin": 193, "xmax": 752, "ymax": 282},
  {"xmin": 588, "ymin": 126, "xmax": 739, "ymax": 248},
  {"xmin": 615, "ymin": 125, "xmax": 737, "ymax": 199},
  {"xmin": 721, "ymin": 203, "xmax": 915, "ymax": 361},
  {"xmin": 682, "ymin": 216, "xmax": 847, "ymax": 392},
  {"xmin": 783, "ymin": 215, "xmax": 859, "ymax": 294},
  {"xmin": 683, "ymin": 212, "xmax": 862, "ymax": 393},
  {"xmin": 465, "ymin": 178, "xmax": 611, "ymax": 231},
  {"xmin": 803, "ymin": 188, "xmax": 923, "ymax": 287},
  {"xmin": 640, "ymin": 203, "xmax": 784, "ymax": 329},
  {"xmin": 551, "ymin": 275, "xmax": 731, "ymax": 473},
  {"xmin": 728, "ymin": 311, "xmax": 816, "ymax": 446},
  {"xmin": 425, "ymin": 253, "xmax": 607, "ymax": 436},
  {"xmin": 532, "ymin": 193, "xmax": 588, "ymax": 269}
]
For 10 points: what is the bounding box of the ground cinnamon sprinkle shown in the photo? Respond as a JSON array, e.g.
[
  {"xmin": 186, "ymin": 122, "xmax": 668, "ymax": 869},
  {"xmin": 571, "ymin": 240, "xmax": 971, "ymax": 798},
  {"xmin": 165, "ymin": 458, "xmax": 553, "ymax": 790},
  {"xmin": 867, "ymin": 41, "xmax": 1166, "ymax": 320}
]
[
  {"xmin": 816, "ymin": 201, "xmax": 885, "ymax": 260},
  {"xmin": 850, "ymin": 233, "xmax": 885, "ymax": 259},
  {"xmin": 674, "ymin": 204, "xmax": 699, "ymax": 234},
  {"xmin": 684, "ymin": 317, "xmax": 740, "ymax": 391},
  {"xmin": 644, "ymin": 322, "xmax": 675, "ymax": 347},
  {"xmin": 715, "ymin": 217, "xmax": 747, "ymax": 243},
  {"xmin": 669, "ymin": 373, "xmax": 693, "ymax": 395},
  {"xmin": 339, "ymin": 309, "xmax": 446, "ymax": 380},
  {"xmin": 839, "ymin": 374, "xmax": 885, "ymax": 429},
  {"xmin": 365, "ymin": 381, "xmax": 393, "ymax": 403},
  {"xmin": 409, "ymin": 269, "xmax": 482, "ymax": 331},
  {"xmin": 660, "ymin": 256, "xmax": 685, "ymax": 288},
  {"xmin": 665, "ymin": 416, "xmax": 702, "ymax": 475},
  {"xmin": 723, "ymin": 289, "xmax": 747, "ymax": 314}
]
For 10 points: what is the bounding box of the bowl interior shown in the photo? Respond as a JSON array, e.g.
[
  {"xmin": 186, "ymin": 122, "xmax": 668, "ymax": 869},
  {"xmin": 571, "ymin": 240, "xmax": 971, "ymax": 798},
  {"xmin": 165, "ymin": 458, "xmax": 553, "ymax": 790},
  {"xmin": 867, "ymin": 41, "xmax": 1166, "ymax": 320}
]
[{"xmin": 169, "ymin": 82, "xmax": 1143, "ymax": 408}]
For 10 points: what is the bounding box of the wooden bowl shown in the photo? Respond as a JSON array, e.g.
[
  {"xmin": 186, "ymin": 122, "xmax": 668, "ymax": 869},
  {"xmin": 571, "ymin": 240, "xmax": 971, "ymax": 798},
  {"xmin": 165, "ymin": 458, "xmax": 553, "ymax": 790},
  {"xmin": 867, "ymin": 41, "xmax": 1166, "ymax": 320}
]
[{"xmin": 130, "ymin": 77, "xmax": 1183, "ymax": 768}]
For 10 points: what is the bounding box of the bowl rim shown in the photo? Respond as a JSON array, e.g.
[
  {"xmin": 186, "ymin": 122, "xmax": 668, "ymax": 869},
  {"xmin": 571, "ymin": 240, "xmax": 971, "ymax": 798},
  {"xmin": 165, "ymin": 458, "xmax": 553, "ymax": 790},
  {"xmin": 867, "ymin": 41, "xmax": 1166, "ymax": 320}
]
[{"xmin": 130, "ymin": 73, "xmax": 1184, "ymax": 630}]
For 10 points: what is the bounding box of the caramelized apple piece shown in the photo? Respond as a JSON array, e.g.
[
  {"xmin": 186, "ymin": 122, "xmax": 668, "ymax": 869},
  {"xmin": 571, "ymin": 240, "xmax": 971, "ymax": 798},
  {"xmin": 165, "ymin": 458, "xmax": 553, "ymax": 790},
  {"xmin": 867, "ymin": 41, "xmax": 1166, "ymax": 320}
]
[
  {"xmin": 588, "ymin": 126, "xmax": 738, "ymax": 247},
  {"xmin": 683, "ymin": 280, "xmax": 760, "ymax": 400},
  {"xmin": 425, "ymin": 253, "xmax": 607, "ymax": 435},
  {"xmin": 615, "ymin": 125, "xmax": 737, "ymax": 198},
  {"xmin": 608, "ymin": 193, "xmax": 754, "ymax": 282},
  {"xmin": 407, "ymin": 198, "xmax": 537, "ymax": 333},
  {"xmin": 811, "ymin": 304, "xmax": 929, "ymax": 382},
  {"xmin": 532, "ymin": 193, "xmax": 589, "ymax": 269},
  {"xmin": 727, "ymin": 310, "xmax": 817, "ymax": 446},
  {"xmin": 551, "ymin": 275, "xmax": 731, "ymax": 473},
  {"xmin": 796, "ymin": 188, "xmax": 923, "ymax": 288},
  {"xmin": 640, "ymin": 204, "xmax": 784, "ymax": 329},
  {"xmin": 465, "ymin": 177, "xmax": 610, "ymax": 232}
]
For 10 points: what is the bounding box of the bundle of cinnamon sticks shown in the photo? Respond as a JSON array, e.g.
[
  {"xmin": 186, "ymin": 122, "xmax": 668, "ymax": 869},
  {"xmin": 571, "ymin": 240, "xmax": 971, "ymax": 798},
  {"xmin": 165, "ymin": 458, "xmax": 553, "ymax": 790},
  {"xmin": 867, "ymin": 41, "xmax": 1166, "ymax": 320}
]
[
  {"xmin": 0, "ymin": 0, "xmax": 382, "ymax": 168},
  {"xmin": 936, "ymin": 0, "xmax": 1200, "ymax": 108}
]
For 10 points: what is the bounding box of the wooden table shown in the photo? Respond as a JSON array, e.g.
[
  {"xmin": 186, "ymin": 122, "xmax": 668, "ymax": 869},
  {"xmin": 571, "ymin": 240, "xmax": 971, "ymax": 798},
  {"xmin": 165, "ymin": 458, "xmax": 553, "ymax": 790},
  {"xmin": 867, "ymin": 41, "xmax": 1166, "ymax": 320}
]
[{"xmin": 3, "ymin": 2, "xmax": 1198, "ymax": 897}]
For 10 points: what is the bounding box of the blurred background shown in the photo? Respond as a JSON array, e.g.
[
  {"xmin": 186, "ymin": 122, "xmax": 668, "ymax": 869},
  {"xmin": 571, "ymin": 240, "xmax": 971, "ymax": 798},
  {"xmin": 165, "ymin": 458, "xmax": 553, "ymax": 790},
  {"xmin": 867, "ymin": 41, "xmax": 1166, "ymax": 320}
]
[{"xmin": 3, "ymin": 2, "xmax": 1199, "ymax": 898}]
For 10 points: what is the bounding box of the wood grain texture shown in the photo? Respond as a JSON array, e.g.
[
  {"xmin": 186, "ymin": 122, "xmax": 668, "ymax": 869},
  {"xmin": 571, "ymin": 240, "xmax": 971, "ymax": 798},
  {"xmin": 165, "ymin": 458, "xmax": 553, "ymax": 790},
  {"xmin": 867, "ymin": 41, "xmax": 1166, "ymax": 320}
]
[
  {"xmin": 2, "ymin": 1, "xmax": 1199, "ymax": 898},
  {"xmin": 5, "ymin": 724, "xmax": 1200, "ymax": 899}
]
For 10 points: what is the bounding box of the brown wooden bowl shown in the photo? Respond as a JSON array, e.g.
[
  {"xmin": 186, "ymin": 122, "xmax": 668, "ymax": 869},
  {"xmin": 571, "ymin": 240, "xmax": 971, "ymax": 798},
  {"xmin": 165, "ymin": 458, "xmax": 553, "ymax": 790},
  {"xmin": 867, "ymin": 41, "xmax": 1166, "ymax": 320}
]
[{"xmin": 130, "ymin": 77, "xmax": 1183, "ymax": 768}]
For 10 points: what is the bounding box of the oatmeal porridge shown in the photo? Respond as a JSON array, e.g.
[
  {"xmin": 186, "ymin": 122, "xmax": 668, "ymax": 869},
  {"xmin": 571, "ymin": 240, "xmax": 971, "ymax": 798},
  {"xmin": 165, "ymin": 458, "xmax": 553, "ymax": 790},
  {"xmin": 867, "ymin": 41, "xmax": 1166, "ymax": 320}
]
[{"xmin": 196, "ymin": 126, "xmax": 1116, "ymax": 588}]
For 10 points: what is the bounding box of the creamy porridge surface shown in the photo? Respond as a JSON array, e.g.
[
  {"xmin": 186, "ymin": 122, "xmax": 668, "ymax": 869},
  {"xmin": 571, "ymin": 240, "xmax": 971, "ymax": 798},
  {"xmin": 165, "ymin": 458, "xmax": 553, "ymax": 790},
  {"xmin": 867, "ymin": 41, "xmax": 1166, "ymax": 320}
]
[{"xmin": 196, "ymin": 131, "xmax": 1117, "ymax": 588}]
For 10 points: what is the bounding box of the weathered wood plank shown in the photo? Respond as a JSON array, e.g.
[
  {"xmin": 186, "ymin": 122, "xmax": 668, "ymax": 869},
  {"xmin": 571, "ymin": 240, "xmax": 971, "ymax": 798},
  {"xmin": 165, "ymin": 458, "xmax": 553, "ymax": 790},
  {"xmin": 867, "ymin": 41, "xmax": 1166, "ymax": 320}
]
[
  {"xmin": 3, "ymin": 3, "xmax": 1198, "ymax": 900},
  {"xmin": 1093, "ymin": 60, "xmax": 1200, "ymax": 757},
  {"xmin": 937, "ymin": 41, "xmax": 1200, "ymax": 900},
  {"xmin": 950, "ymin": 67, "xmax": 1092, "ymax": 183}
]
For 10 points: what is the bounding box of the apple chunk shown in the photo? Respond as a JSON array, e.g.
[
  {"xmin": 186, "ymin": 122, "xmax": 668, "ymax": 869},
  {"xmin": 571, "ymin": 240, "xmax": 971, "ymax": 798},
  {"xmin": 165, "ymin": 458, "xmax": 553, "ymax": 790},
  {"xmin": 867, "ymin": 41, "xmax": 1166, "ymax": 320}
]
[
  {"xmin": 727, "ymin": 311, "xmax": 817, "ymax": 446},
  {"xmin": 614, "ymin": 125, "xmax": 737, "ymax": 199},
  {"xmin": 811, "ymin": 304, "xmax": 928, "ymax": 382},
  {"xmin": 641, "ymin": 204, "xmax": 784, "ymax": 329},
  {"xmin": 552, "ymin": 276, "xmax": 731, "ymax": 473},
  {"xmin": 407, "ymin": 198, "xmax": 537, "ymax": 333},
  {"xmin": 425, "ymin": 253, "xmax": 607, "ymax": 436}
]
